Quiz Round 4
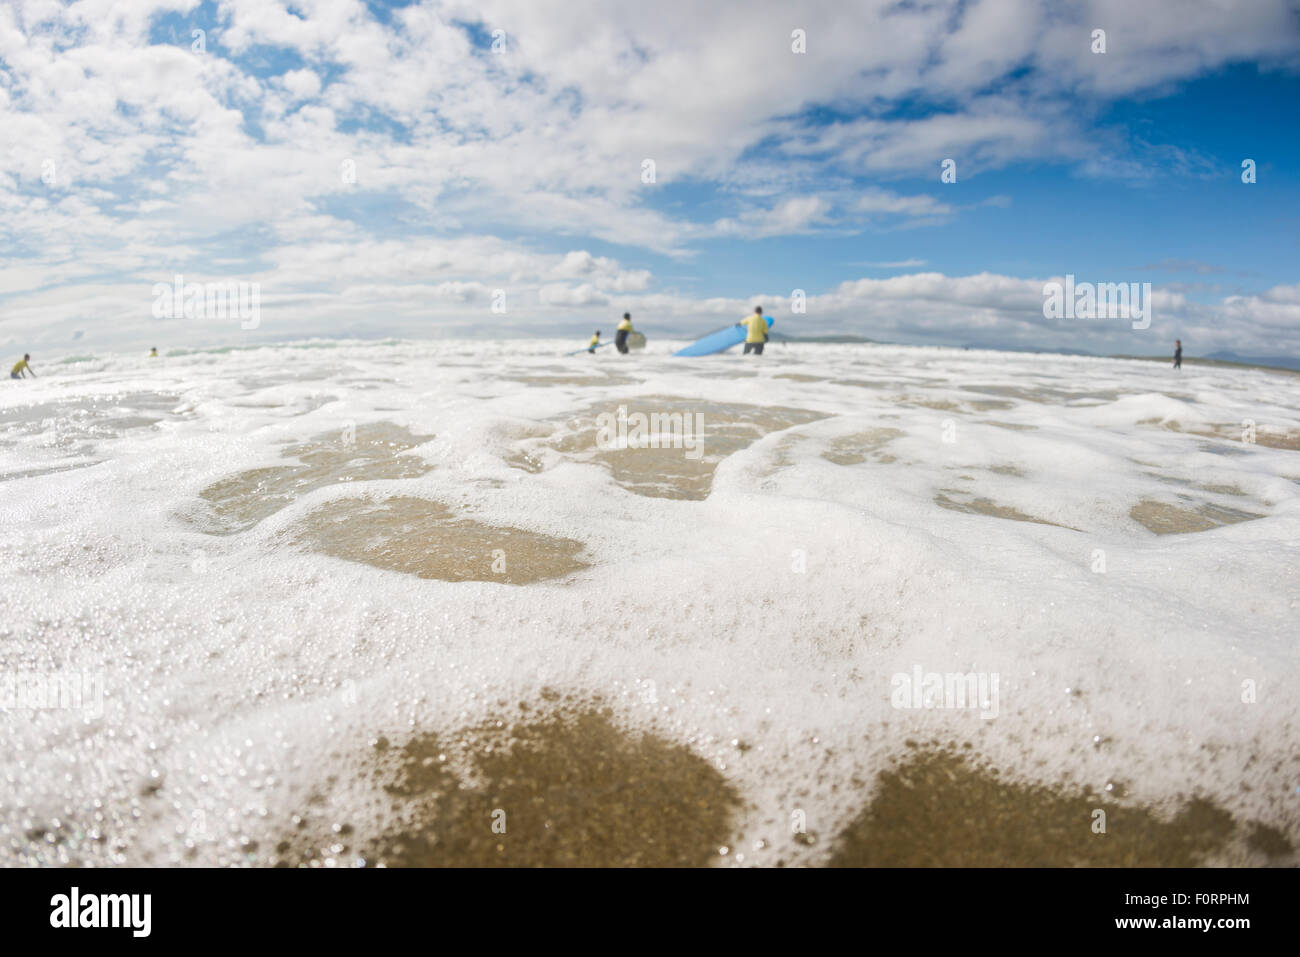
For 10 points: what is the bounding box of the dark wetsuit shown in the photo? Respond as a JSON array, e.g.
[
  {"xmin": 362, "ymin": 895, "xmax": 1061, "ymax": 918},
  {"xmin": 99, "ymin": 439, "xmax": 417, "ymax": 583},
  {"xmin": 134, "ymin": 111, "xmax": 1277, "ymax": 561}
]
[{"xmin": 1174, "ymin": 345, "xmax": 1182, "ymax": 369}]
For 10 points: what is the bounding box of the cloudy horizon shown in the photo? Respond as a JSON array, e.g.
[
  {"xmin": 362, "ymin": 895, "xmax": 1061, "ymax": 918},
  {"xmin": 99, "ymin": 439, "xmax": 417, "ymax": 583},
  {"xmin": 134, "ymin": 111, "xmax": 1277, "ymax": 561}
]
[{"xmin": 2, "ymin": 0, "xmax": 1298, "ymax": 358}]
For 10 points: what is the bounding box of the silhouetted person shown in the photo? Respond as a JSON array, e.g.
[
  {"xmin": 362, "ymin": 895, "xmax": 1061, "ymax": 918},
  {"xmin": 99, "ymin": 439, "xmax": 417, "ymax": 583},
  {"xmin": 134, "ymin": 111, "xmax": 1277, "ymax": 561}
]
[
  {"xmin": 740, "ymin": 306, "xmax": 767, "ymax": 356},
  {"xmin": 615, "ymin": 313, "xmax": 634, "ymax": 354},
  {"xmin": 1173, "ymin": 339, "xmax": 1182, "ymax": 370}
]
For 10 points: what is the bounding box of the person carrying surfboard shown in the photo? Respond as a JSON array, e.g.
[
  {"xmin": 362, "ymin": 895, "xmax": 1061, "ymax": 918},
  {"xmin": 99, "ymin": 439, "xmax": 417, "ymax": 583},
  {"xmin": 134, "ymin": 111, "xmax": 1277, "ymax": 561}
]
[
  {"xmin": 615, "ymin": 313, "xmax": 634, "ymax": 354},
  {"xmin": 739, "ymin": 306, "xmax": 768, "ymax": 356},
  {"xmin": 587, "ymin": 330, "xmax": 601, "ymax": 353}
]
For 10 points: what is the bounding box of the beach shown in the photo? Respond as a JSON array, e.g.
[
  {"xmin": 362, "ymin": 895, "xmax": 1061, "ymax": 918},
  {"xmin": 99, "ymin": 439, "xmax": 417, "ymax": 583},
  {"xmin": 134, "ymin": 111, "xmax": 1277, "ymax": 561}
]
[{"xmin": 2, "ymin": 338, "xmax": 1297, "ymax": 867}]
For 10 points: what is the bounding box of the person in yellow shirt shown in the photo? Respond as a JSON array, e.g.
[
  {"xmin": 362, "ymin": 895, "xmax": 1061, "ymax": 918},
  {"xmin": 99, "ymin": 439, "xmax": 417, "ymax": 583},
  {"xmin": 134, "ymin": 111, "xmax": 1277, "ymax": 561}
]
[
  {"xmin": 739, "ymin": 306, "xmax": 768, "ymax": 356},
  {"xmin": 615, "ymin": 313, "xmax": 634, "ymax": 354},
  {"xmin": 587, "ymin": 330, "xmax": 601, "ymax": 353},
  {"xmin": 11, "ymin": 354, "xmax": 35, "ymax": 379},
  {"xmin": 149, "ymin": 347, "xmax": 158, "ymax": 357}
]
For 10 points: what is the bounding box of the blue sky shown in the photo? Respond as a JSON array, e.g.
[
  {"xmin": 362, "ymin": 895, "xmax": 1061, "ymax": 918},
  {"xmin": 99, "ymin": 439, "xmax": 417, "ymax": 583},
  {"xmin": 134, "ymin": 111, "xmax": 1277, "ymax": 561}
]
[{"xmin": 1, "ymin": 0, "xmax": 1298, "ymax": 357}]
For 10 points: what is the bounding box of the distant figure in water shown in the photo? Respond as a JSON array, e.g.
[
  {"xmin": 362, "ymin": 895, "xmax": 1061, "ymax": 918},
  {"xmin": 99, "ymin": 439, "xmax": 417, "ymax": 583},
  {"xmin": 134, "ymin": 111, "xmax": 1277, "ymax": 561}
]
[
  {"xmin": 149, "ymin": 347, "xmax": 158, "ymax": 357},
  {"xmin": 587, "ymin": 330, "xmax": 601, "ymax": 353},
  {"xmin": 615, "ymin": 313, "xmax": 634, "ymax": 354},
  {"xmin": 1173, "ymin": 339, "xmax": 1182, "ymax": 370},
  {"xmin": 739, "ymin": 306, "xmax": 767, "ymax": 356},
  {"xmin": 10, "ymin": 354, "xmax": 35, "ymax": 379}
]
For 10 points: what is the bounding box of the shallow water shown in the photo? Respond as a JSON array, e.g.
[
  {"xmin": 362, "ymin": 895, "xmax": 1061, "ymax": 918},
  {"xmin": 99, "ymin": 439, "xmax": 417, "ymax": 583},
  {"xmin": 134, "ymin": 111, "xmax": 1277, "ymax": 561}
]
[
  {"xmin": 542, "ymin": 395, "xmax": 827, "ymax": 500},
  {"xmin": 1128, "ymin": 499, "xmax": 1264, "ymax": 535},
  {"xmin": 935, "ymin": 491, "xmax": 1074, "ymax": 528},
  {"xmin": 291, "ymin": 495, "xmax": 588, "ymax": 584},
  {"xmin": 195, "ymin": 422, "xmax": 435, "ymax": 533},
  {"xmin": 1, "ymin": 338, "xmax": 1297, "ymax": 867},
  {"xmin": 331, "ymin": 705, "xmax": 739, "ymax": 868},
  {"xmin": 827, "ymin": 746, "xmax": 1281, "ymax": 867}
]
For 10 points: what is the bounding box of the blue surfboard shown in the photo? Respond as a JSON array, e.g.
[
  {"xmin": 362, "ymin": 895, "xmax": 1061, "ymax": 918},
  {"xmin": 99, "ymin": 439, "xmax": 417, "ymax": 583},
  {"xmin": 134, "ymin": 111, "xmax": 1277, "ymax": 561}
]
[
  {"xmin": 566, "ymin": 341, "xmax": 613, "ymax": 356},
  {"xmin": 674, "ymin": 317, "xmax": 773, "ymax": 357}
]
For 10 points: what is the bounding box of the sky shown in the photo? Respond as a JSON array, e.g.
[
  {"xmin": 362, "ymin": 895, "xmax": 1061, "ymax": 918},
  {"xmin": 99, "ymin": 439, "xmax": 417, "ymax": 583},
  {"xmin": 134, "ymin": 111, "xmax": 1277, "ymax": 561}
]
[{"xmin": 1, "ymin": 0, "xmax": 1299, "ymax": 357}]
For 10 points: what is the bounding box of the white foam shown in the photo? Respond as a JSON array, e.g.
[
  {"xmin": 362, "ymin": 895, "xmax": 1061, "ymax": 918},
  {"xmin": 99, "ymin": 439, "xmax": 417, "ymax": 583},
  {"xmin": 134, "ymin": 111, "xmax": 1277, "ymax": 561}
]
[{"xmin": 1, "ymin": 339, "xmax": 1297, "ymax": 865}]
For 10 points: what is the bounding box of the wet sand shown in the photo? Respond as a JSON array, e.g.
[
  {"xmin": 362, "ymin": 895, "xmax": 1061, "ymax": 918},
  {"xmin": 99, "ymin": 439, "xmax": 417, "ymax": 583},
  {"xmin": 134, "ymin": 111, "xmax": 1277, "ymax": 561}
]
[
  {"xmin": 1129, "ymin": 499, "xmax": 1263, "ymax": 535},
  {"xmin": 543, "ymin": 395, "xmax": 826, "ymax": 500},
  {"xmin": 828, "ymin": 745, "xmax": 1287, "ymax": 867},
  {"xmin": 276, "ymin": 705, "xmax": 741, "ymax": 867},
  {"xmin": 197, "ymin": 422, "xmax": 434, "ymax": 532},
  {"xmin": 270, "ymin": 706, "xmax": 1292, "ymax": 868},
  {"xmin": 936, "ymin": 492, "xmax": 1076, "ymax": 529},
  {"xmin": 820, "ymin": 427, "xmax": 903, "ymax": 466},
  {"xmin": 291, "ymin": 495, "xmax": 588, "ymax": 584}
]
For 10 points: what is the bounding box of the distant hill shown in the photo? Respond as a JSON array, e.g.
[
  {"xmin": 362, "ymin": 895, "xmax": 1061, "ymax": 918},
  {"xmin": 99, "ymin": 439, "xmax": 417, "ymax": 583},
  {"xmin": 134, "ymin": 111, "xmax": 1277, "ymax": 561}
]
[
  {"xmin": 1204, "ymin": 351, "xmax": 1300, "ymax": 372},
  {"xmin": 1112, "ymin": 352, "xmax": 1300, "ymax": 374},
  {"xmin": 950, "ymin": 343, "xmax": 1300, "ymax": 372},
  {"xmin": 760, "ymin": 335, "xmax": 1300, "ymax": 372},
  {"xmin": 768, "ymin": 332, "xmax": 879, "ymax": 344}
]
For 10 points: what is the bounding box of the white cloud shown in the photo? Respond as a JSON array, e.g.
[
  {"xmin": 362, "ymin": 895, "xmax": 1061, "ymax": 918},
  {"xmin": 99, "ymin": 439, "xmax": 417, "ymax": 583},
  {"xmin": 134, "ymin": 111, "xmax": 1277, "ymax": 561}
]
[
  {"xmin": 1, "ymin": 0, "xmax": 1296, "ymax": 351},
  {"xmin": 537, "ymin": 282, "xmax": 608, "ymax": 307},
  {"xmin": 710, "ymin": 196, "xmax": 833, "ymax": 238},
  {"xmin": 279, "ymin": 68, "xmax": 322, "ymax": 101}
]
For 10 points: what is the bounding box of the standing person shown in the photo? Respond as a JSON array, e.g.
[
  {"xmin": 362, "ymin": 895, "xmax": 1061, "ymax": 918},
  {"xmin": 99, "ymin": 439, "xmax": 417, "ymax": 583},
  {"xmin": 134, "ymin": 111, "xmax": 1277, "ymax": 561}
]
[
  {"xmin": 739, "ymin": 306, "xmax": 768, "ymax": 356},
  {"xmin": 587, "ymin": 330, "xmax": 601, "ymax": 353},
  {"xmin": 1173, "ymin": 339, "xmax": 1182, "ymax": 370},
  {"xmin": 10, "ymin": 354, "xmax": 35, "ymax": 379},
  {"xmin": 615, "ymin": 313, "xmax": 634, "ymax": 354},
  {"xmin": 149, "ymin": 347, "xmax": 159, "ymax": 357}
]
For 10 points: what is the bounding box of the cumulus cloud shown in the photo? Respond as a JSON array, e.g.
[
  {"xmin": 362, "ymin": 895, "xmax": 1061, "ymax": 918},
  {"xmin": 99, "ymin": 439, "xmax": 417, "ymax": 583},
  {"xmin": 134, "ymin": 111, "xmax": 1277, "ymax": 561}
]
[
  {"xmin": 710, "ymin": 196, "xmax": 834, "ymax": 238},
  {"xmin": 537, "ymin": 282, "xmax": 608, "ymax": 307},
  {"xmin": 0, "ymin": 0, "xmax": 1296, "ymax": 352},
  {"xmin": 279, "ymin": 68, "xmax": 322, "ymax": 101}
]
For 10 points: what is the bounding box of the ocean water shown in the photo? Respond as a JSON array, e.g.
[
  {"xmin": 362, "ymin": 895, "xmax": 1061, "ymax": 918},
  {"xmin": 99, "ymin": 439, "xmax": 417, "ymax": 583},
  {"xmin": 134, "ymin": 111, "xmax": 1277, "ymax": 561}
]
[{"xmin": 1, "ymin": 338, "xmax": 1297, "ymax": 867}]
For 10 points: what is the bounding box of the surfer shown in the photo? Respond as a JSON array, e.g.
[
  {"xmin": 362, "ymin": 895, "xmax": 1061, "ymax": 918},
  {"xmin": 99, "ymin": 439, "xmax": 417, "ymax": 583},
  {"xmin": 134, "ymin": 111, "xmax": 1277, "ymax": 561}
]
[
  {"xmin": 149, "ymin": 347, "xmax": 159, "ymax": 357},
  {"xmin": 588, "ymin": 331, "xmax": 601, "ymax": 353},
  {"xmin": 615, "ymin": 313, "xmax": 634, "ymax": 354},
  {"xmin": 10, "ymin": 354, "xmax": 35, "ymax": 379},
  {"xmin": 1173, "ymin": 340, "xmax": 1182, "ymax": 370},
  {"xmin": 739, "ymin": 307, "xmax": 768, "ymax": 356}
]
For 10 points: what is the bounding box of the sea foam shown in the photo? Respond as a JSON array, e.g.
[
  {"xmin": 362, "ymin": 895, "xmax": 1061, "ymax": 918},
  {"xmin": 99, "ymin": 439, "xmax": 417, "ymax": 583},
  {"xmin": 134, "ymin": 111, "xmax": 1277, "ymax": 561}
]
[{"xmin": 1, "ymin": 339, "xmax": 1296, "ymax": 865}]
